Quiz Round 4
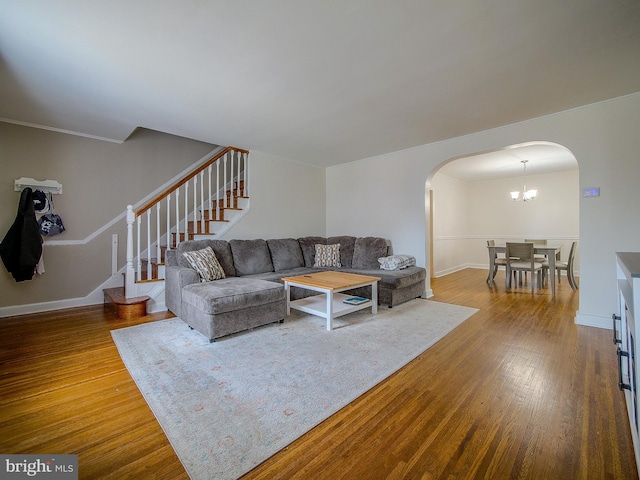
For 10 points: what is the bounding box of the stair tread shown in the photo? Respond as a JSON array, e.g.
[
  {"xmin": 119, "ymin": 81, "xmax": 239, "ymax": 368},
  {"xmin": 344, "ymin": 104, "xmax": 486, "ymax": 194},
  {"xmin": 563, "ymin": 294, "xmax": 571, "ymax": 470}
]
[{"xmin": 103, "ymin": 287, "xmax": 150, "ymax": 305}]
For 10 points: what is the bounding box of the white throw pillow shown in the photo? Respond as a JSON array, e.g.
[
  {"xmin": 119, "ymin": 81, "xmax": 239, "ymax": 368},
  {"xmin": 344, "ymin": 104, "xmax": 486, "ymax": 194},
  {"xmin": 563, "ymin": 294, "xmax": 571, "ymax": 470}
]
[
  {"xmin": 378, "ymin": 254, "xmax": 416, "ymax": 271},
  {"xmin": 183, "ymin": 246, "xmax": 226, "ymax": 282},
  {"xmin": 314, "ymin": 244, "xmax": 341, "ymax": 268}
]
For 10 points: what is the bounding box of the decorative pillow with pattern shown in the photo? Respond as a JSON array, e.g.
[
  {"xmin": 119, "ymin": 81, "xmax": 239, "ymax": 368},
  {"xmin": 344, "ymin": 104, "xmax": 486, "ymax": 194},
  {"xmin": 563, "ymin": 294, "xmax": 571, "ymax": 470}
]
[
  {"xmin": 378, "ymin": 254, "xmax": 416, "ymax": 271},
  {"xmin": 182, "ymin": 246, "xmax": 226, "ymax": 282},
  {"xmin": 313, "ymin": 243, "xmax": 341, "ymax": 268}
]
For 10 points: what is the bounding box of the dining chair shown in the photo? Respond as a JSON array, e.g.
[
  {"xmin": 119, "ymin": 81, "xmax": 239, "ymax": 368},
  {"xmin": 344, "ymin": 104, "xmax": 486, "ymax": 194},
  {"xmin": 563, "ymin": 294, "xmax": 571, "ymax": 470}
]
[
  {"xmin": 541, "ymin": 241, "xmax": 578, "ymax": 291},
  {"xmin": 487, "ymin": 240, "xmax": 509, "ymax": 282},
  {"xmin": 524, "ymin": 239, "xmax": 549, "ymax": 261},
  {"xmin": 505, "ymin": 242, "xmax": 543, "ymax": 294}
]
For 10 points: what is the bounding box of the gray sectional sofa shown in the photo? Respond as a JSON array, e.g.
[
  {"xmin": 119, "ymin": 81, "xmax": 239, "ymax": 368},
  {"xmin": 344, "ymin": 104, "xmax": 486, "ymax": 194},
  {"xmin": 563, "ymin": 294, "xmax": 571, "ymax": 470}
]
[{"xmin": 165, "ymin": 236, "xmax": 426, "ymax": 342}]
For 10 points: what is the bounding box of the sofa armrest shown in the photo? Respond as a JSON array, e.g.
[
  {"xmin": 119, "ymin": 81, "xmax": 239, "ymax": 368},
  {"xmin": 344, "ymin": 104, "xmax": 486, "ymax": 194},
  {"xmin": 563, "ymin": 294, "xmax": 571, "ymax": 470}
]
[
  {"xmin": 165, "ymin": 266, "xmax": 200, "ymax": 317},
  {"xmin": 165, "ymin": 249, "xmax": 178, "ymax": 267}
]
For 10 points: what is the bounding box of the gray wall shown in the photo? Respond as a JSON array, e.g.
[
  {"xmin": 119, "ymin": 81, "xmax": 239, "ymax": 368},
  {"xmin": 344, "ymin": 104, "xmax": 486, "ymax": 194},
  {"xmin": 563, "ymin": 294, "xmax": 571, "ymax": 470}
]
[
  {"xmin": 0, "ymin": 124, "xmax": 328, "ymax": 313},
  {"xmin": 0, "ymin": 125, "xmax": 216, "ymax": 309}
]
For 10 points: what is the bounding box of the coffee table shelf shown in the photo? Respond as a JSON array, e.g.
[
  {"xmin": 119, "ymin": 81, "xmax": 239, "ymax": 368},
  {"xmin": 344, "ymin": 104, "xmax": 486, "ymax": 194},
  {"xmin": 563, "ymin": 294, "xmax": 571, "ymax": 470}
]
[
  {"xmin": 282, "ymin": 271, "xmax": 380, "ymax": 331},
  {"xmin": 290, "ymin": 293, "xmax": 372, "ymax": 318}
]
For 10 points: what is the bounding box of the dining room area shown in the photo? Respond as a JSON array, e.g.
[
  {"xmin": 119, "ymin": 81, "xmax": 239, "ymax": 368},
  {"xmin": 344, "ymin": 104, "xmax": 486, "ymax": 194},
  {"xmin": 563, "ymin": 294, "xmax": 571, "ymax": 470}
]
[
  {"xmin": 430, "ymin": 141, "xmax": 580, "ymax": 296},
  {"xmin": 486, "ymin": 239, "xmax": 578, "ymax": 295}
]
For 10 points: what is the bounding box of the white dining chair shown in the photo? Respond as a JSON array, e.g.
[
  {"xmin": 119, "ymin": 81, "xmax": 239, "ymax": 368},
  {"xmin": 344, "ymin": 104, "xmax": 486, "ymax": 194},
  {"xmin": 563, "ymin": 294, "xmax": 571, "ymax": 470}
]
[
  {"xmin": 506, "ymin": 242, "xmax": 543, "ymax": 294},
  {"xmin": 524, "ymin": 239, "xmax": 548, "ymax": 261},
  {"xmin": 488, "ymin": 240, "xmax": 506, "ymax": 280},
  {"xmin": 541, "ymin": 241, "xmax": 578, "ymax": 291}
]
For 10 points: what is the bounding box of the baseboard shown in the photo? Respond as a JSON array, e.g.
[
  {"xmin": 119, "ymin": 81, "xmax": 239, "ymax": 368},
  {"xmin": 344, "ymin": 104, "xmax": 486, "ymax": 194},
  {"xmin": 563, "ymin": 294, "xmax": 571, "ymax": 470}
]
[
  {"xmin": 575, "ymin": 310, "xmax": 611, "ymax": 330},
  {"xmin": 0, "ymin": 297, "xmax": 103, "ymax": 318},
  {"xmin": 434, "ymin": 264, "xmax": 472, "ymax": 278},
  {"xmin": 0, "ymin": 274, "xmax": 123, "ymax": 318}
]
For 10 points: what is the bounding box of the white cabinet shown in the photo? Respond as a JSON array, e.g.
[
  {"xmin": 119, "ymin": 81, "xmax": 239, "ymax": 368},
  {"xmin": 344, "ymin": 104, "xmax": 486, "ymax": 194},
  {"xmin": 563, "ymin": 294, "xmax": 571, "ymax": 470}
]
[{"xmin": 615, "ymin": 252, "xmax": 640, "ymax": 471}]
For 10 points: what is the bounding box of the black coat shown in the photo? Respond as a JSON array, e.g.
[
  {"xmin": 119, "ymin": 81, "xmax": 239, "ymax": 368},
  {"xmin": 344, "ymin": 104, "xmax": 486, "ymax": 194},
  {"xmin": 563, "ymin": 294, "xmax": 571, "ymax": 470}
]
[{"xmin": 0, "ymin": 187, "xmax": 43, "ymax": 282}]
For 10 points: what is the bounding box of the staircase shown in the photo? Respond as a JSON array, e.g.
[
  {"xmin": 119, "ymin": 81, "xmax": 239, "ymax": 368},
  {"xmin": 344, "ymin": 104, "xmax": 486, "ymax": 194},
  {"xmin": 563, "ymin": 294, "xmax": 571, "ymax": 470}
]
[{"xmin": 104, "ymin": 146, "xmax": 250, "ymax": 317}]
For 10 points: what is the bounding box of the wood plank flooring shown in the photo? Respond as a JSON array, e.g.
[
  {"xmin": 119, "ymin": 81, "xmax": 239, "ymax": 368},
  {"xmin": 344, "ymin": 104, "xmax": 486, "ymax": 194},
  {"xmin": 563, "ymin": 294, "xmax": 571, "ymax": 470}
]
[{"xmin": 0, "ymin": 269, "xmax": 637, "ymax": 479}]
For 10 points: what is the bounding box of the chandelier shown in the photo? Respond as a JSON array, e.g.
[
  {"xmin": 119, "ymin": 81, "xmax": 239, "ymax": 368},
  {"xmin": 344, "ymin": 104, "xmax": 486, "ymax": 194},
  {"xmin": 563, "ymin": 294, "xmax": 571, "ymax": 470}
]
[{"xmin": 510, "ymin": 160, "xmax": 537, "ymax": 201}]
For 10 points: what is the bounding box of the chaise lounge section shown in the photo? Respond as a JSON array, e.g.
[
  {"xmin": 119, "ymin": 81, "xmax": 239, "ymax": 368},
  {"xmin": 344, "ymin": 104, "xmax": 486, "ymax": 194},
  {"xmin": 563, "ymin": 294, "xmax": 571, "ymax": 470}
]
[{"xmin": 165, "ymin": 236, "xmax": 426, "ymax": 342}]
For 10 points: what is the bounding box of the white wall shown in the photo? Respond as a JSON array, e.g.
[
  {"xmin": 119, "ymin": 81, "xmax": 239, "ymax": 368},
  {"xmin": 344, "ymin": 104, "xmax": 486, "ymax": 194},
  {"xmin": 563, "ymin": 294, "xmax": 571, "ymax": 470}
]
[
  {"xmin": 220, "ymin": 150, "xmax": 326, "ymax": 240},
  {"xmin": 431, "ymin": 173, "xmax": 470, "ymax": 276},
  {"xmin": 432, "ymin": 170, "xmax": 579, "ymax": 276},
  {"xmin": 326, "ymin": 93, "xmax": 640, "ymax": 328}
]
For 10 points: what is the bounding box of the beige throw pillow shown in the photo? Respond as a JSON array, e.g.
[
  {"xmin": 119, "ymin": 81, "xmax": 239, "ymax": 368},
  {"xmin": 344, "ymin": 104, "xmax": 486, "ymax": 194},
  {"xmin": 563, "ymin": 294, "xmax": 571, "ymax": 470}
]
[
  {"xmin": 313, "ymin": 243, "xmax": 341, "ymax": 268},
  {"xmin": 183, "ymin": 246, "xmax": 226, "ymax": 282}
]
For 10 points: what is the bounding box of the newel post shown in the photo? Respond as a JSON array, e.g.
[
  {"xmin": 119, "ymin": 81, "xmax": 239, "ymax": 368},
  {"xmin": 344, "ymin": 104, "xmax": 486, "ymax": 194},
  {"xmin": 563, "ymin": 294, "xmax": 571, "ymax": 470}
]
[{"xmin": 125, "ymin": 205, "xmax": 137, "ymax": 299}]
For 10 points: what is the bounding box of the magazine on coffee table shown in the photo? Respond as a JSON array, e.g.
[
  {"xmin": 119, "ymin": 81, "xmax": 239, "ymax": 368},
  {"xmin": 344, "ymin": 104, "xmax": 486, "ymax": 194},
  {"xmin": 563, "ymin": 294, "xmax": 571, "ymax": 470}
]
[{"xmin": 343, "ymin": 296, "xmax": 369, "ymax": 305}]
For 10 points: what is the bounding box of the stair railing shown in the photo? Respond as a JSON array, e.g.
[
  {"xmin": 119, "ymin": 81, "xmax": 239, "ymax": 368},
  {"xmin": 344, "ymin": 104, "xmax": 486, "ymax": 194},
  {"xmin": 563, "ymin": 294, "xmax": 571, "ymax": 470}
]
[{"xmin": 125, "ymin": 146, "xmax": 249, "ymax": 299}]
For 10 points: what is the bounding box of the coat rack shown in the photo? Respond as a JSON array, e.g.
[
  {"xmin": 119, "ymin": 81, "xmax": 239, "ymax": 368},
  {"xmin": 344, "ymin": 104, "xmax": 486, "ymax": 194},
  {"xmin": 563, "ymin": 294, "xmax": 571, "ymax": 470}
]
[{"xmin": 14, "ymin": 177, "xmax": 63, "ymax": 195}]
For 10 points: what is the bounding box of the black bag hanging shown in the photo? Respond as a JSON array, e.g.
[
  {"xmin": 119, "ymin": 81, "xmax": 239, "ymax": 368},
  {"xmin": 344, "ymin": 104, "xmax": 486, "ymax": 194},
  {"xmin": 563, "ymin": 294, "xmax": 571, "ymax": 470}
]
[
  {"xmin": 38, "ymin": 192, "xmax": 65, "ymax": 236},
  {"xmin": 33, "ymin": 189, "xmax": 50, "ymax": 213}
]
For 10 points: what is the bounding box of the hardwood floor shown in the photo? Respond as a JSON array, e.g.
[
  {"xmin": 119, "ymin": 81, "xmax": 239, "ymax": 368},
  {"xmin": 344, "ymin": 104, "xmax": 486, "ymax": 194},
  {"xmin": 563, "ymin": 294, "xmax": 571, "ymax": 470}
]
[{"xmin": 0, "ymin": 269, "xmax": 637, "ymax": 479}]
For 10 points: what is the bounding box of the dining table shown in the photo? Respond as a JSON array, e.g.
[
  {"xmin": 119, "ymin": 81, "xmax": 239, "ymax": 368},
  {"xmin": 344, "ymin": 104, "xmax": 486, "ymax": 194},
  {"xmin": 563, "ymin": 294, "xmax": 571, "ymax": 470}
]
[{"xmin": 487, "ymin": 244, "xmax": 562, "ymax": 295}]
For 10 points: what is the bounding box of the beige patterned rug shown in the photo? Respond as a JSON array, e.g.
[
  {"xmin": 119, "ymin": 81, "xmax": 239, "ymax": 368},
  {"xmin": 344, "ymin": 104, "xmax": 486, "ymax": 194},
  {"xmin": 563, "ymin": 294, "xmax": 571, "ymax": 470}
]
[{"xmin": 111, "ymin": 299, "xmax": 477, "ymax": 479}]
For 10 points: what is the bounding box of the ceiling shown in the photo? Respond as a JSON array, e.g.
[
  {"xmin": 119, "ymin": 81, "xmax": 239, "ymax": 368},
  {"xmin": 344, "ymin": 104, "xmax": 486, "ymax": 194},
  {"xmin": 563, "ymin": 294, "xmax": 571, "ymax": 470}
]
[
  {"xmin": 1, "ymin": 1, "xmax": 639, "ymax": 168},
  {"xmin": 437, "ymin": 142, "xmax": 578, "ymax": 182}
]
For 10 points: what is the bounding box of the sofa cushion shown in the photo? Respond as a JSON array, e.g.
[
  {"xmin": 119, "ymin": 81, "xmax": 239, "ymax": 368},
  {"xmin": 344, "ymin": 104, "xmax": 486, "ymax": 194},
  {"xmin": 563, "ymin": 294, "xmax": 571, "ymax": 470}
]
[
  {"xmin": 352, "ymin": 237, "xmax": 389, "ymax": 269},
  {"xmin": 314, "ymin": 243, "xmax": 341, "ymax": 267},
  {"xmin": 229, "ymin": 239, "xmax": 274, "ymax": 276},
  {"xmin": 328, "ymin": 236, "xmax": 357, "ymax": 268},
  {"xmin": 267, "ymin": 238, "xmax": 305, "ymax": 272},
  {"xmin": 182, "ymin": 278, "xmax": 285, "ymax": 315},
  {"xmin": 177, "ymin": 239, "xmax": 236, "ymax": 277},
  {"xmin": 182, "ymin": 246, "xmax": 226, "ymax": 282},
  {"xmin": 298, "ymin": 236, "xmax": 327, "ymax": 267}
]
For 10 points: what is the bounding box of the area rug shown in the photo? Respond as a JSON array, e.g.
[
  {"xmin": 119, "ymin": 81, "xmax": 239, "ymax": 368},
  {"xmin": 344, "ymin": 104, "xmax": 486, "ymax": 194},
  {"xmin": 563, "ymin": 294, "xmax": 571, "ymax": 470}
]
[{"xmin": 111, "ymin": 299, "xmax": 477, "ymax": 479}]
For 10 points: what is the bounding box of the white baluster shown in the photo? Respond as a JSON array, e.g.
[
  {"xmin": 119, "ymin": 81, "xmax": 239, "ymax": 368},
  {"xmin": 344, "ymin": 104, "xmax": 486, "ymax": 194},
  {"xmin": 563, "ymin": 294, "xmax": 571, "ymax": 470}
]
[
  {"xmin": 193, "ymin": 176, "xmax": 198, "ymax": 237},
  {"xmin": 184, "ymin": 182, "xmax": 189, "ymax": 243},
  {"xmin": 136, "ymin": 215, "xmax": 142, "ymax": 281},
  {"xmin": 224, "ymin": 152, "xmax": 229, "ymax": 209},
  {"xmin": 147, "ymin": 209, "xmax": 152, "ymax": 280},
  {"xmin": 236, "ymin": 150, "xmax": 241, "ymax": 197},
  {"xmin": 229, "ymin": 151, "xmax": 235, "ymax": 208},
  {"xmin": 175, "ymin": 188, "xmax": 180, "ymax": 247},
  {"xmin": 125, "ymin": 205, "xmax": 136, "ymax": 298},
  {"xmin": 207, "ymin": 164, "xmax": 212, "ymax": 224},
  {"xmin": 200, "ymin": 171, "xmax": 205, "ymax": 234},
  {"xmin": 166, "ymin": 194, "xmax": 171, "ymax": 251},
  {"xmin": 244, "ymin": 152, "xmax": 249, "ymax": 197},
  {"xmin": 216, "ymin": 160, "xmax": 221, "ymax": 220},
  {"xmin": 156, "ymin": 203, "xmax": 161, "ymax": 267}
]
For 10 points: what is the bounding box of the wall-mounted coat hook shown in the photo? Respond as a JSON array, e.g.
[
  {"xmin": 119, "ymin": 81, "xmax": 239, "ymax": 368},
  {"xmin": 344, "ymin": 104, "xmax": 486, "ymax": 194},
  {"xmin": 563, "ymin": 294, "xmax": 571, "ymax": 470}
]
[{"xmin": 14, "ymin": 177, "xmax": 63, "ymax": 195}]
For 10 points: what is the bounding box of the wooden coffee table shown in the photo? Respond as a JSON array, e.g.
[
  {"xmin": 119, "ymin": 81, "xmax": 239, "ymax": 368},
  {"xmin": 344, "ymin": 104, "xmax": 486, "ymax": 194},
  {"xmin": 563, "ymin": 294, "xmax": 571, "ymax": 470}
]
[{"xmin": 282, "ymin": 271, "xmax": 381, "ymax": 330}]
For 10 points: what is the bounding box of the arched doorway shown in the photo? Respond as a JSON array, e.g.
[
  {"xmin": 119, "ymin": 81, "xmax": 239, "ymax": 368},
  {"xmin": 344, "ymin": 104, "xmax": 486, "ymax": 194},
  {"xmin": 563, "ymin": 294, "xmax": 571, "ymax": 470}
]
[{"xmin": 424, "ymin": 141, "xmax": 579, "ymax": 292}]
